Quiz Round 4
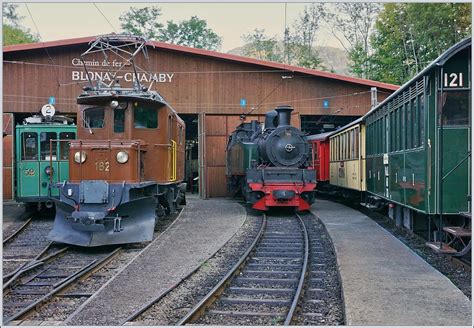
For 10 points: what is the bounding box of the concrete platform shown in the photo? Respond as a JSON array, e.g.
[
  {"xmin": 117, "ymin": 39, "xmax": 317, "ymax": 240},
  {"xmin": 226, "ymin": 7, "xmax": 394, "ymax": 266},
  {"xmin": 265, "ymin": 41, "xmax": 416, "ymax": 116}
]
[
  {"xmin": 312, "ymin": 199, "xmax": 472, "ymax": 326},
  {"xmin": 66, "ymin": 195, "xmax": 246, "ymax": 325}
]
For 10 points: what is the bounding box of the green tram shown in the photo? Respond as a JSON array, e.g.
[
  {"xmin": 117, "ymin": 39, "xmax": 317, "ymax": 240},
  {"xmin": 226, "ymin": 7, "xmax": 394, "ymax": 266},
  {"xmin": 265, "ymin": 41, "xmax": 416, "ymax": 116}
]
[
  {"xmin": 364, "ymin": 37, "xmax": 471, "ymax": 255},
  {"xmin": 15, "ymin": 106, "xmax": 76, "ymax": 210}
]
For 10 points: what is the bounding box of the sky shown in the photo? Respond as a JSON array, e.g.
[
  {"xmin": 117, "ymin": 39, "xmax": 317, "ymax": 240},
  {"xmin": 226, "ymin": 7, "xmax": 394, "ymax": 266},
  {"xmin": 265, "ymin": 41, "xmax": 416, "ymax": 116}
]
[{"xmin": 13, "ymin": 2, "xmax": 345, "ymax": 52}]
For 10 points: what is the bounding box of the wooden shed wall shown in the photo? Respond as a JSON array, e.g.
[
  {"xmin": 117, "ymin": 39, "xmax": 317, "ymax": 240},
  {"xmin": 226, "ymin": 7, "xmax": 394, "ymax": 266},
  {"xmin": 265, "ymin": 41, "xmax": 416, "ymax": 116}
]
[
  {"xmin": 4, "ymin": 45, "xmax": 389, "ymax": 116},
  {"xmin": 4, "ymin": 43, "xmax": 393, "ymax": 198}
]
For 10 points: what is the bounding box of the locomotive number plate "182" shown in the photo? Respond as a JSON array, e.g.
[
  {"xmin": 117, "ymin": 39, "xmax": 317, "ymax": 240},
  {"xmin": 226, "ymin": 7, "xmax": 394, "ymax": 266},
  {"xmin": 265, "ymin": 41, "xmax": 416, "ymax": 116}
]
[{"xmin": 95, "ymin": 160, "xmax": 110, "ymax": 172}]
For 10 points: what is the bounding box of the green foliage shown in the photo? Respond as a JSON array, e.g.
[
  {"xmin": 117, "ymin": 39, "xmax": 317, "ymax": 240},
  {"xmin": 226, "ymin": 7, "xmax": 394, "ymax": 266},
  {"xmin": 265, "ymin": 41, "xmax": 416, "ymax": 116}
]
[
  {"xmin": 120, "ymin": 7, "xmax": 222, "ymax": 50},
  {"xmin": 2, "ymin": 4, "xmax": 39, "ymax": 46},
  {"xmin": 322, "ymin": 3, "xmax": 381, "ymax": 79},
  {"xmin": 3, "ymin": 24, "xmax": 38, "ymax": 45},
  {"xmin": 241, "ymin": 5, "xmax": 325, "ymax": 70},
  {"xmin": 3, "ymin": 3, "xmax": 22, "ymax": 26},
  {"xmin": 120, "ymin": 6, "xmax": 163, "ymax": 40},
  {"xmin": 368, "ymin": 3, "xmax": 472, "ymax": 84},
  {"xmin": 242, "ymin": 28, "xmax": 282, "ymax": 62},
  {"xmin": 158, "ymin": 16, "xmax": 222, "ymax": 50}
]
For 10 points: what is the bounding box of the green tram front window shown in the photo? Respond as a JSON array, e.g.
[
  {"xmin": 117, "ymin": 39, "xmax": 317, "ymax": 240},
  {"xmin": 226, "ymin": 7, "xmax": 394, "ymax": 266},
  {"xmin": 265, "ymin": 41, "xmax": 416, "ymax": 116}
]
[
  {"xmin": 22, "ymin": 132, "xmax": 38, "ymax": 160},
  {"xmin": 134, "ymin": 105, "xmax": 158, "ymax": 129},
  {"xmin": 40, "ymin": 132, "xmax": 57, "ymax": 160},
  {"xmin": 59, "ymin": 132, "xmax": 76, "ymax": 160},
  {"xmin": 439, "ymin": 90, "xmax": 470, "ymax": 126}
]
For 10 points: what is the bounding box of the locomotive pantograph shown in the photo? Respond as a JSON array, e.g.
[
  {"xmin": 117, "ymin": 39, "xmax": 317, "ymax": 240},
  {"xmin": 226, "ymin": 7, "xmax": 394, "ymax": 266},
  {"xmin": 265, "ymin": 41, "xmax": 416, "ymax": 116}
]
[{"xmin": 49, "ymin": 34, "xmax": 186, "ymax": 247}]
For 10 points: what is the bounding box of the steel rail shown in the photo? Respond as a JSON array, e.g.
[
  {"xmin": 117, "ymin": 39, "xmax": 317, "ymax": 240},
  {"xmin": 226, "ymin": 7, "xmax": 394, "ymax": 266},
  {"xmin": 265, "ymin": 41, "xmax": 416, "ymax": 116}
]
[
  {"xmin": 3, "ymin": 242, "xmax": 55, "ymax": 283},
  {"xmin": 284, "ymin": 213, "xmax": 310, "ymax": 325},
  {"xmin": 3, "ymin": 217, "xmax": 33, "ymax": 244},
  {"xmin": 3, "ymin": 245, "xmax": 69, "ymax": 289},
  {"xmin": 4, "ymin": 247, "xmax": 122, "ymax": 324},
  {"xmin": 175, "ymin": 214, "xmax": 267, "ymax": 326}
]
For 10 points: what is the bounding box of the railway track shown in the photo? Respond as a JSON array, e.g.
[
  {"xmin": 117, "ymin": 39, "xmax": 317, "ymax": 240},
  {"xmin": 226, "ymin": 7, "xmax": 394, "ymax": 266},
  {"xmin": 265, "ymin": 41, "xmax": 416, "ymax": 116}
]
[
  {"xmin": 3, "ymin": 217, "xmax": 33, "ymax": 244},
  {"xmin": 177, "ymin": 213, "xmax": 308, "ymax": 325},
  {"xmin": 124, "ymin": 211, "xmax": 343, "ymax": 326},
  {"xmin": 3, "ymin": 246, "xmax": 122, "ymax": 324},
  {"xmin": 3, "ymin": 218, "xmax": 55, "ymax": 278}
]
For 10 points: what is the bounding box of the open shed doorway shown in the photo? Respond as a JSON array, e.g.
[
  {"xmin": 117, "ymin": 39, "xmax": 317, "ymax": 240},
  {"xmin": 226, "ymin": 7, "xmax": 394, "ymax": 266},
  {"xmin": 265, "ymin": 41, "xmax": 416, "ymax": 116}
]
[{"xmin": 180, "ymin": 114, "xmax": 199, "ymax": 194}]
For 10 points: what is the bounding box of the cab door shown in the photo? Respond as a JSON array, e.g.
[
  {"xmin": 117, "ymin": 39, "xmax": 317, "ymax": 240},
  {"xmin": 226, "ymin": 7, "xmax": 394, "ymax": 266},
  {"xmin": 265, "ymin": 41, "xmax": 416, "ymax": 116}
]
[{"xmin": 18, "ymin": 131, "xmax": 40, "ymax": 198}]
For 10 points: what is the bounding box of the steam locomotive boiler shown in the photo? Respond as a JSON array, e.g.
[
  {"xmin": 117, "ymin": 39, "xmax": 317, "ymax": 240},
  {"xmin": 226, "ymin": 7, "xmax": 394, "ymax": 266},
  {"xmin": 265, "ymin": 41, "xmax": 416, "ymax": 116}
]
[{"xmin": 226, "ymin": 105, "xmax": 316, "ymax": 211}]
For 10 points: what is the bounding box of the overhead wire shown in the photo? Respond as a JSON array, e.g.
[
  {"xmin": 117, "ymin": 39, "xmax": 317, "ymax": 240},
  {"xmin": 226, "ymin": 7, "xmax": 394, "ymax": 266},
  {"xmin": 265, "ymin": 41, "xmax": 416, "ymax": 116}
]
[
  {"xmin": 24, "ymin": 3, "xmax": 61, "ymax": 97},
  {"xmin": 92, "ymin": 3, "xmax": 118, "ymax": 33}
]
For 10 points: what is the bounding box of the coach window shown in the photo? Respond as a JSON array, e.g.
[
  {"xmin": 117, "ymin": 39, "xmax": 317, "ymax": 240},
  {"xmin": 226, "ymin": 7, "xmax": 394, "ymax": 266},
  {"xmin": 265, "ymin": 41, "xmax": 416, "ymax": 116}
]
[
  {"xmin": 439, "ymin": 90, "xmax": 470, "ymax": 126},
  {"xmin": 412, "ymin": 99, "xmax": 418, "ymax": 148},
  {"xmin": 355, "ymin": 127, "xmax": 359, "ymax": 158},
  {"xmin": 84, "ymin": 107, "xmax": 105, "ymax": 129},
  {"xmin": 59, "ymin": 132, "xmax": 76, "ymax": 160},
  {"xmin": 394, "ymin": 109, "xmax": 399, "ymax": 151},
  {"xmin": 40, "ymin": 132, "xmax": 57, "ymax": 160},
  {"xmin": 350, "ymin": 130, "xmax": 355, "ymax": 159},
  {"xmin": 347, "ymin": 132, "xmax": 350, "ymax": 159},
  {"xmin": 419, "ymin": 95, "xmax": 425, "ymax": 145},
  {"xmin": 22, "ymin": 132, "xmax": 38, "ymax": 160},
  {"xmin": 407, "ymin": 103, "xmax": 412, "ymax": 149},
  {"xmin": 134, "ymin": 104, "xmax": 158, "ymax": 129}
]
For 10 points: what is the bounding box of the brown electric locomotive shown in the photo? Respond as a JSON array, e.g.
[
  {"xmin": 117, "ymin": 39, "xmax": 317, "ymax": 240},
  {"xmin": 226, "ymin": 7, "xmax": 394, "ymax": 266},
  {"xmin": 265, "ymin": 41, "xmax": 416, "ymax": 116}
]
[{"xmin": 48, "ymin": 35, "xmax": 186, "ymax": 247}]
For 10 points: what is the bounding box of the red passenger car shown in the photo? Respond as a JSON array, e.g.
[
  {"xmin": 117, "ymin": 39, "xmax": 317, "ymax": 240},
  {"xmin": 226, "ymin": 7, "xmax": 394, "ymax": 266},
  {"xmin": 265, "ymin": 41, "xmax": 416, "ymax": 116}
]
[{"xmin": 308, "ymin": 132, "xmax": 332, "ymax": 186}]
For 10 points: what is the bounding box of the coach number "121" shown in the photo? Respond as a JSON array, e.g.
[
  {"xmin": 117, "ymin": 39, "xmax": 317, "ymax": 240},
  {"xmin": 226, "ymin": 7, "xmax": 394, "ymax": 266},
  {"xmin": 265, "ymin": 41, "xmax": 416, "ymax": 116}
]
[{"xmin": 444, "ymin": 72, "xmax": 463, "ymax": 88}]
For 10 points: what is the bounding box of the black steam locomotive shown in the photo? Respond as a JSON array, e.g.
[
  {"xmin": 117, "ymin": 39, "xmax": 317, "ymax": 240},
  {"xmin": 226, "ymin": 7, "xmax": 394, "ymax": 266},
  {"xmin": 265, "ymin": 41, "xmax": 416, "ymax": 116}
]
[{"xmin": 226, "ymin": 105, "xmax": 316, "ymax": 211}]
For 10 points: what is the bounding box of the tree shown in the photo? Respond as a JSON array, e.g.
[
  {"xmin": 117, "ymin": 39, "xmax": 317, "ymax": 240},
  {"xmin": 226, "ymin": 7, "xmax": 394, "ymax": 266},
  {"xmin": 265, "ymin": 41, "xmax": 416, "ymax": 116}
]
[
  {"xmin": 369, "ymin": 3, "xmax": 471, "ymax": 84},
  {"xmin": 323, "ymin": 3, "xmax": 381, "ymax": 78},
  {"xmin": 120, "ymin": 7, "xmax": 222, "ymax": 50},
  {"xmin": 3, "ymin": 24, "xmax": 38, "ymax": 45},
  {"xmin": 241, "ymin": 28, "xmax": 282, "ymax": 62},
  {"xmin": 287, "ymin": 4, "xmax": 324, "ymax": 69},
  {"xmin": 3, "ymin": 3, "xmax": 21, "ymax": 26},
  {"xmin": 3, "ymin": 3, "xmax": 39, "ymax": 46},
  {"xmin": 120, "ymin": 6, "xmax": 163, "ymax": 40},
  {"xmin": 159, "ymin": 16, "xmax": 222, "ymax": 50}
]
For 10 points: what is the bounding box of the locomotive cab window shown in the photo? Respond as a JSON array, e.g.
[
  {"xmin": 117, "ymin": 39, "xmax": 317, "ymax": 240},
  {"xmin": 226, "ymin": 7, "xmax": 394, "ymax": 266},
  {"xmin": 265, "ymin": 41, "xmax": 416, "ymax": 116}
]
[
  {"xmin": 22, "ymin": 132, "xmax": 38, "ymax": 160},
  {"xmin": 114, "ymin": 107, "xmax": 126, "ymax": 133},
  {"xmin": 134, "ymin": 104, "xmax": 158, "ymax": 129},
  {"xmin": 40, "ymin": 132, "xmax": 57, "ymax": 160},
  {"xmin": 439, "ymin": 90, "xmax": 470, "ymax": 126},
  {"xmin": 59, "ymin": 132, "xmax": 76, "ymax": 160},
  {"xmin": 84, "ymin": 107, "xmax": 105, "ymax": 129}
]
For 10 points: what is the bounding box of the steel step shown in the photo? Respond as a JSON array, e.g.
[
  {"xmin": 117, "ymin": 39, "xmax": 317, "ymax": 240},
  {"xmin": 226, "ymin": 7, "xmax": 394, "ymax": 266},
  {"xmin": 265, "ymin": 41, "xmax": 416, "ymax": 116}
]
[
  {"xmin": 443, "ymin": 226, "xmax": 471, "ymax": 237},
  {"xmin": 425, "ymin": 242, "xmax": 458, "ymax": 254}
]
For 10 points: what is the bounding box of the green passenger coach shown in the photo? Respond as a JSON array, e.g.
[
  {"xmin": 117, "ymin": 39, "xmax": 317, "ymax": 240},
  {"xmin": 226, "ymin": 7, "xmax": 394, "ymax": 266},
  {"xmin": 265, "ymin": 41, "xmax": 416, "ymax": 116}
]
[
  {"xmin": 15, "ymin": 107, "xmax": 76, "ymax": 209},
  {"xmin": 364, "ymin": 38, "xmax": 471, "ymax": 255}
]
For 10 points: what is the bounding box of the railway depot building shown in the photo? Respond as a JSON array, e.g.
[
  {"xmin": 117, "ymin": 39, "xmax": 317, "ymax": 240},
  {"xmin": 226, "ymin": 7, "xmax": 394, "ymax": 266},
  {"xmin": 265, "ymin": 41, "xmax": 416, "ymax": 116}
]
[{"xmin": 3, "ymin": 36, "xmax": 398, "ymax": 198}]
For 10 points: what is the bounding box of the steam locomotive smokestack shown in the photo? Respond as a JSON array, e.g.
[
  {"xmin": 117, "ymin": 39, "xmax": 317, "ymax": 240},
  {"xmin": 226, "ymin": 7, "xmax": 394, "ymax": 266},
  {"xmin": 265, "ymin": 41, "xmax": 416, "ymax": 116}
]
[
  {"xmin": 275, "ymin": 105, "xmax": 293, "ymax": 127},
  {"xmin": 264, "ymin": 110, "xmax": 278, "ymax": 130}
]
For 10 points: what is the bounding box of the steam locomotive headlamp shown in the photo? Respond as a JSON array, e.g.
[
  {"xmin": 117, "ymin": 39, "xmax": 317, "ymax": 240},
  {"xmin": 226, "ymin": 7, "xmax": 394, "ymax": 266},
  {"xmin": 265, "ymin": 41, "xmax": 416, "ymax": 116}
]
[
  {"xmin": 116, "ymin": 151, "xmax": 129, "ymax": 164},
  {"xmin": 74, "ymin": 151, "xmax": 87, "ymax": 163},
  {"xmin": 44, "ymin": 166, "xmax": 54, "ymax": 175}
]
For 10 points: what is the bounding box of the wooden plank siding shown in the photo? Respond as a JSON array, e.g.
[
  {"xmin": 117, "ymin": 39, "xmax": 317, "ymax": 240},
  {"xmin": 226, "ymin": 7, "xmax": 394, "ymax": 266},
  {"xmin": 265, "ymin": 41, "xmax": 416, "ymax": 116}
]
[
  {"xmin": 4, "ymin": 45, "xmax": 392, "ymax": 117},
  {"xmin": 4, "ymin": 40, "xmax": 395, "ymax": 198}
]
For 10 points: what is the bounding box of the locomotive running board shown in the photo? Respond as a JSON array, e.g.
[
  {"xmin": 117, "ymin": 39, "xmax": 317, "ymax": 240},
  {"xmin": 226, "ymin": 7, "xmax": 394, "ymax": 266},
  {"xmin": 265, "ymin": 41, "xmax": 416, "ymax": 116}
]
[{"xmin": 48, "ymin": 196, "xmax": 156, "ymax": 247}]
